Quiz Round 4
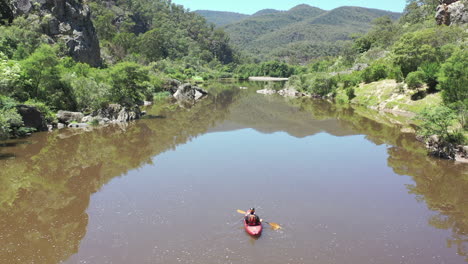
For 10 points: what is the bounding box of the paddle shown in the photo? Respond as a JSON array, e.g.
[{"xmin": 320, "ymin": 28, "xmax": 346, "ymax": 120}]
[{"xmin": 237, "ymin": 209, "xmax": 282, "ymax": 230}]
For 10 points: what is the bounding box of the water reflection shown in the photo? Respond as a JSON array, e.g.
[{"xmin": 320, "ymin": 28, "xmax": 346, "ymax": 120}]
[{"xmin": 0, "ymin": 82, "xmax": 466, "ymax": 263}]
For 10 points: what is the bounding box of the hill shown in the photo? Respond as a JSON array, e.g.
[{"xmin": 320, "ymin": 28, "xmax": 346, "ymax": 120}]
[
  {"xmin": 194, "ymin": 10, "xmax": 249, "ymax": 26},
  {"xmin": 220, "ymin": 5, "xmax": 401, "ymax": 63}
]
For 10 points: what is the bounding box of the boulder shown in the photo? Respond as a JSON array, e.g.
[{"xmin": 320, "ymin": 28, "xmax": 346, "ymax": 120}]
[
  {"xmin": 93, "ymin": 104, "xmax": 141, "ymax": 122},
  {"xmin": 16, "ymin": 105, "xmax": 48, "ymax": 131},
  {"xmin": 57, "ymin": 110, "xmax": 84, "ymax": 124},
  {"xmin": 436, "ymin": 0, "xmax": 467, "ymax": 25},
  {"xmin": 448, "ymin": 0, "xmax": 468, "ymax": 25},
  {"xmin": 278, "ymin": 88, "xmax": 305, "ymax": 97},
  {"xmin": 173, "ymin": 83, "xmax": 208, "ymax": 102},
  {"xmin": 257, "ymin": 89, "xmax": 276, "ymax": 95}
]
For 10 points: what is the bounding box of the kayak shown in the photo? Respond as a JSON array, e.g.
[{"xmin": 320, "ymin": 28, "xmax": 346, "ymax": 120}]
[{"xmin": 244, "ymin": 212, "xmax": 263, "ymax": 236}]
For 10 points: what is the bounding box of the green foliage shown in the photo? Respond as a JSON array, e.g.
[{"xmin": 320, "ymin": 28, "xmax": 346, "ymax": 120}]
[
  {"xmin": 341, "ymin": 72, "xmax": 362, "ymax": 88},
  {"xmin": 361, "ymin": 63, "xmax": 388, "ymax": 83},
  {"xmin": 20, "ymin": 45, "xmax": 76, "ymax": 110},
  {"xmin": 194, "ymin": 10, "xmax": 249, "ymax": 27},
  {"xmin": 405, "ymin": 71, "xmax": 426, "ymax": 89},
  {"xmin": 221, "ymin": 5, "xmax": 400, "ymax": 63},
  {"xmin": 235, "ymin": 61, "xmax": 297, "ymax": 78},
  {"xmin": 392, "ymin": 27, "xmax": 463, "ymax": 77},
  {"xmin": 400, "ymin": 0, "xmax": 439, "ymax": 25},
  {"xmin": 418, "ymin": 62, "xmax": 440, "ymax": 91},
  {"xmin": 438, "ymin": 49, "xmax": 468, "ymax": 106},
  {"xmin": 108, "ymin": 62, "xmax": 150, "ymax": 106},
  {"xmin": 310, "ymin": 74, "xmax": 338, "ymax": 96},
  {"xmin": 88, "ymin": 0, "xmax": 235, "ymax": 65},
  {"xmin": 0, "ymin": 96, "xmax": 23, "ymax": 139},
  {"xmin": 415, "ymin": 106, "xmax": 457, "ymax": 140}
]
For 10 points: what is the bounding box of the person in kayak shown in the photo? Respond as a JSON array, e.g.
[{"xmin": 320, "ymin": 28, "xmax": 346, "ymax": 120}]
[{"xmin": 245, "ymin": 208, "xmax": 261, "ymax": 226}]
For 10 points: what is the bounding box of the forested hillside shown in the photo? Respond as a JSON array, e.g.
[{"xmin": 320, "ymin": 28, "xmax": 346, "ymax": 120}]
[
  {"xmin": 219, "ymin": 5, "xmax": 401, "ymax": 62},
  {"xmin": 194, "ymin": 10, "xmax": 248, "ymax": 27},
  {"xmin": 0, "ymin": 0, "xmax": 237, "ymax": 139}
]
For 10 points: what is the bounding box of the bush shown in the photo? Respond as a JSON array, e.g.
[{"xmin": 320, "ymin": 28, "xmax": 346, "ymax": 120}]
[
  {"xmin": 419, "ymin": 62, "xmax": 440, "ymax": 92},
  {"xmin": 341, "ymin": 72, "xmax": 362, "ymax": 88},
  {"xmin": 405, "ymin": 71, "xmax": 425, "ymax": 89},
  {"xmin": 361, "ymin": 63, "xmax": 388, "ymax": 83},
  {"xmin": 0, "ymin": 96, "xmax": 23, "ymax": 139},
  {"xmin": 438, "ymin": 49, "xmax": 467, "ymax": 105},
  {"xmin": 108, "ymin": 62, "xmax": 150, "ymax": 106},
  {"xmin": 415, "ymin": 106, "xmax": 457, "ymax": 141},
  {"xmin": 392, "ymin": 27, "xmax": 463, "ymax": 77},
  {"xmin": 310, "ymin": 74, "xmax": 338, "ymax": 96}
]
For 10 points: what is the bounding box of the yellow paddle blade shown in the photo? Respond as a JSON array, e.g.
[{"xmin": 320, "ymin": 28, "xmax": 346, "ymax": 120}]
[
  {"xmin": 237, "ymin": 209, "xmax": 246, "ymax": 214},
  {"xmin": 269, "ymin": 222, "xmax": 282, "ymax": 230}
]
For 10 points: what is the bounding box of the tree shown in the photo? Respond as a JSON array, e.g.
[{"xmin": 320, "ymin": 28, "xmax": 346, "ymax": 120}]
[
  {"xmin": 108, "ymin": 62, "xmax": 150, "ymax": 106},
  {"xmin": 20, "ymin": 45, "xmax": 76, "ymax": 110},
  {"xmin": 438, "ymin": 49, "xmax": 467, "ymax": 106},
  {"xmin": 416, "ymin": 106, "xmax": 457, "ymax": 140},
  {"xmin": 392, "ymin": 27, "xmax": 462, "ymax": 77}
]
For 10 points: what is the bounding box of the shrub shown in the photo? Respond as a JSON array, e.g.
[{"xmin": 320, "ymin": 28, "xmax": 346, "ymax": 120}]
[
  {"xmin": 419, "ymin": 62, "xmax": 440, "ymax": 92},
  {"xmin": 438, "ymin": 49, "xmax": 467, "ymax": 106},
  {"xmin": 361, "ymin": 63, "xmax": 388, "ymax": 83},
  {"xmin": 310, "ymin": 74, "xmax": 338, "ymax": 96},
  {"xmin": 415, "ymin": 106, "xmax": 457, "ymax": 140},
  {"xmin": 405, "ymin": 71, "xmax": 425, "ymax": 89}
]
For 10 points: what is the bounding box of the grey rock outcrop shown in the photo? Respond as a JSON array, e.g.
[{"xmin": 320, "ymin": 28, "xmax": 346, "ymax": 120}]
[
  {"xmin": 173, "ymin": 83, "xmax": 208, "ymax": 102},
  {"xmin": 436, "ymin": 0, "xmax": 467, "ymax": 26},
  {"xmin": 57, "ymin": 110, "xmax": 84, "ymax": 124},
  {"xmin": 164, "ymin": 79, "xmax": 182, "ymax": 94},
  {"xmin": 93, "ymin": 104, "xmax": 141, "ymax": 122},
  {"xmin": 16, "ymin": 105, "xmax": 48, "ymax": 131},
  {"xmin": 257, "ymin": 89, "xmax": 276, "ymax": 95},
  {"xmin": 278, "ymin": 88, "xmax": 306, "ymax": 97},
  {"xmin": 9, "ymin": 0, "xmax": 101, "ymax": 66}
]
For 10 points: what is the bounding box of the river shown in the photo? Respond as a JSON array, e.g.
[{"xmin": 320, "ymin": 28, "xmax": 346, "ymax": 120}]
[{"xmin": 0, "ymin": 81, "xmax": 467, "ymax": 264}]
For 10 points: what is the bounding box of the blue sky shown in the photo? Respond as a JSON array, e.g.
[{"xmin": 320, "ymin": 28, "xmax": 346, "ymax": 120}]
[{"xmin": 171, "ymin": 0, "xmax": 407, "ymax": 14}]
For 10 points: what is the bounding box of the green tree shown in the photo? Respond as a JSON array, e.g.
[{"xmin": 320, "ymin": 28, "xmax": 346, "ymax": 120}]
[
  {"xmin": 392, "ymin": 27, "xmax": 462, "ymax": 77},
  {"xmin": 108, "ymin": 62, "xmax": 150, "ymax": 106},
  {"xmin": 438, "ymin": 49, "xmax": 467, "ymax": 106},
  {"xmin": 20, "ymin": 45, "xmax": 76, "ymax": 110},
  {"xmin": 416, "ymin": 106, "xmax": 457, "ymax": 140}
]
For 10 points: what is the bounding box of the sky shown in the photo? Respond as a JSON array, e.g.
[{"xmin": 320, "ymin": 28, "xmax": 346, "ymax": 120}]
[{"xmin": 171, "ymin": 0, "xmax": 407, "ymax": 14}]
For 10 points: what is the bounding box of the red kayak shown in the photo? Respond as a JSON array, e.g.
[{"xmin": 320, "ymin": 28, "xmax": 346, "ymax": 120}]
[{"xmin": 244, "ymin": 211, "xmax": 263, "ymax": 236}]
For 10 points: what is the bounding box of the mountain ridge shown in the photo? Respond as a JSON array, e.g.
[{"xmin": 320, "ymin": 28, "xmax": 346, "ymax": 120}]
[{"xmin": 196, "ymin": 4, "xmax": 401, "ymax": 62}]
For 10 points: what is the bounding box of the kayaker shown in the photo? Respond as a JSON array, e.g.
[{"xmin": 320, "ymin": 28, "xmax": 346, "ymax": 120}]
[{"xmin": 245, "ymin": 208, "xmax": 261, "ymax": 226}]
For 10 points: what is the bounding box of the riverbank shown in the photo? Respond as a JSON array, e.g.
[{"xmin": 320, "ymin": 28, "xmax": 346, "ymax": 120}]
[{"xmin": 276, "ymin": 79, "xmax": 468, "ymax": 163}]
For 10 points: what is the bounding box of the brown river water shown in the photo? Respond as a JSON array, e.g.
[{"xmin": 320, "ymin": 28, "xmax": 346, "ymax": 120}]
[{"xmin": 0, "ymin": 82, "xmax": 467, "ymax": 264}]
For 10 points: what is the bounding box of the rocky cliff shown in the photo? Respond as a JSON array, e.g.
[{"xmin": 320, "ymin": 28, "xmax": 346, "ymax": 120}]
[
  {"xmin": 3, "ymin": 0, "xmax": 101, "ymax": 66},
  {"xmin": 436, "ymin": 0, "xmax": 468, "ymax": 25}
]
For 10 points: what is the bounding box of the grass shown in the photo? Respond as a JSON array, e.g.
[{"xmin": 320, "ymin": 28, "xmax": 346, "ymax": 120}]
[{"xmin": 350, "ymin": 79, "xmax": 442, "ymax": 115}]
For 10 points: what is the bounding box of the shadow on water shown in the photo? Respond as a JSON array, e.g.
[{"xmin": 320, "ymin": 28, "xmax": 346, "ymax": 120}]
[
  {"xmin": 0, "ymin": 153, "xmax": 15, "ymax": 160},
  {"xmin": 0, "ymin": 82, "xmax": 466, "ymax": 263}
]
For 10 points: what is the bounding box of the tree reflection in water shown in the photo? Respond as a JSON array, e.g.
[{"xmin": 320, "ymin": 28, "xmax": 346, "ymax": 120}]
[{"xmin": 0, "ymin": 85, "xmax": 466, "ymax": 263}]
